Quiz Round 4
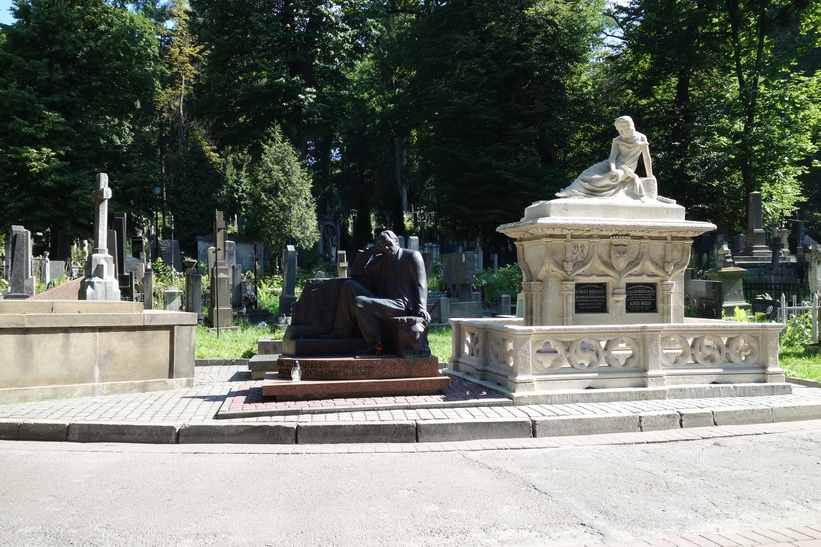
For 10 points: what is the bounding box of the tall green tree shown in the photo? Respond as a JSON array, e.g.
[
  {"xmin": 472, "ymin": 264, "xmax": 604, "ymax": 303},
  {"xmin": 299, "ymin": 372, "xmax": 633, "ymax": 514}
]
[
  {"xmin": 190, "ymin": 0, "xmax": 371, "ymax": 154},
  {"xmin": 0, "ymin": 0, "xmax": 162, "ymax": 237},
  {"xmin": 158, "ymin": 0, "xmax": 224, "ymax": 254},
  {"xmin": 237, "ymin": 127, "xmax": 319, "ymax": 256},
  {"xmin": 330, "ymin": 3, "xmax": 420, "ymax": 247},
  {"xmin": 610, "ymin": 0, "xmax": 821, "ymax": 231},
  {"xmin": 397, "ymin": 0, "xmax": 607, "ymax": 246}
]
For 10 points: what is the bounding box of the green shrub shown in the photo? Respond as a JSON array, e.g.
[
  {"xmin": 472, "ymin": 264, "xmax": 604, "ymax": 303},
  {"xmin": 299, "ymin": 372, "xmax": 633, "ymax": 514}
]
[
  {"xmin": 474, "ymin": 264, "xmax": 522, "ymax": 304},
  {"xmin": 780, "ymin": 312, "xmax": 813, "ymax": 348},
  {"xmin": 427, "ymin": 262, "xmax": 443, "ymax": 292},
  {"xmin": 254, "ymin": 275, "xmax": 282, "ymax": 315}
]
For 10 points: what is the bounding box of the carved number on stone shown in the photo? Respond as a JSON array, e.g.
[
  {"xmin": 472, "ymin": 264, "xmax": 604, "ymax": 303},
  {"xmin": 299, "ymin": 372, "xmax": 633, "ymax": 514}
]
[
  {"xmin": 692, "ymin": 335, "xmax": 726, "ymax": 366},
  {"xmin": 661, "ymin": 335, "xmax": 691, "ymax": 367},
  {"xmin": 727, "ymin": 335, "xmax": 760, "ymax": 365},
  {"xmin": 534, "ymin": 340, "xmax": 567, "ymax": 372},
  {"xmin": 569, "ymin": 338, "xmax": 604, "ymax": 370},
  {"xmin": 604, "ymin": 337, "xmax": 640, "ymax": 369}
]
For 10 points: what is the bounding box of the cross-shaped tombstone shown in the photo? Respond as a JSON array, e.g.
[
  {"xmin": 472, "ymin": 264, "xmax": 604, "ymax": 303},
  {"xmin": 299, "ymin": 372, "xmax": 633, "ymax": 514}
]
[
  {"xmin": 81, "ymin": 173, "xmax": 121, "ymax": 301},
  {"xmin": 92, "ymin": 174, "xmax": 112, "ymax": 254},
  {"xmin": 209, "ymin": 210, "xmax": 233, "ymax": 328}
]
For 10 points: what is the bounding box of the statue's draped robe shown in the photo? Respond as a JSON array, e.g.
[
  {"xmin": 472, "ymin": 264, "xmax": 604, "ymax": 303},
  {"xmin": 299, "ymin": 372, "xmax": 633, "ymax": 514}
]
[{"xmin": 559, "ymin": 135, "xmax": 648, "ymax": 198}]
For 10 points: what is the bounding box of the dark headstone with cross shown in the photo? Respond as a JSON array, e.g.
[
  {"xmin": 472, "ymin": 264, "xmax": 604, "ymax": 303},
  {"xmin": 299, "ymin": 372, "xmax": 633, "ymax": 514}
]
[{"xmin": 208, "ymin": 210, "xmax": 233, "ymax": 327}]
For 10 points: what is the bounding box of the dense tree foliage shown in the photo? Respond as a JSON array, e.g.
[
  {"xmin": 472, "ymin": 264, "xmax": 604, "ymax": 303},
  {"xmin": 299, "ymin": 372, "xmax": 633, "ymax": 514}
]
[
  {"xmin": 0, "ymin": 0, "xmax": 162, "ymax": 237},
  {"xmin": 235, "ymin": 127, "xmax": 319, "ymax": 253},
  {"xmin": 608, "ymin": 0, "xmax": 821, "ymax": 232},
  {"xmin": 398, "ymin": 0, "xmax": 606, "ymax": 245},
  {"xmin": 158, "ymin": 0, "xmax": 225, "ymax": 251},
  {"xmin": 0, "ymin": 0, "xmax": 818, "ymax": 263}
]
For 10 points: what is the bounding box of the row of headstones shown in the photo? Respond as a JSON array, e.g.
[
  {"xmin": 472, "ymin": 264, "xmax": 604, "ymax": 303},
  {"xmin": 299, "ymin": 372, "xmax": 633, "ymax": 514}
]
[{"xmin": 1, "ymin": 226, "xmax": 74, "ymax": 297}]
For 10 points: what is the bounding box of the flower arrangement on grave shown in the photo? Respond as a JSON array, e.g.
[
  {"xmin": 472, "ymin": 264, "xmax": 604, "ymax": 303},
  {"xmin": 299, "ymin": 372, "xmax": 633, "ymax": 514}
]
[{"xmin": 243, "ymin": 288, "xmax": 257, "ymax": 308}]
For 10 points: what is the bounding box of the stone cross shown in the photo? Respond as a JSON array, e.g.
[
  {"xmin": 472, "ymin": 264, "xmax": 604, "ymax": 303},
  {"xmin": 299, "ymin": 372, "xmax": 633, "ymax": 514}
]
[
  {"xmin": 92, "ymin": 173, "xmax": 112, "ymax": 254},
  {"xmin": 215, "ymin": 210, "xmax": 226, "ymax": 264},
  {"xmin": 81, "ymin": 173, "xmax": 120, "ymax": 301},
  {"xmin": 209, "ymin": 210, "xmax": 232, "ymax": 328}
]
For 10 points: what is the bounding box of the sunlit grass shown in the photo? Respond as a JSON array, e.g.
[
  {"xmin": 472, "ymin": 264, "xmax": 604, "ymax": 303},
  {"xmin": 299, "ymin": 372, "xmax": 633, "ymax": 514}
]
[
  {"xmin": 195, "ymin": 322, "xmax": 286, "ymax": 359},
  {"xmin": 428, "ymin": 325, "xmax": 452, "ymax": 363},
  {"xmin": 778, "ymin": 345, "xmax": 821, "ymax": 382}
]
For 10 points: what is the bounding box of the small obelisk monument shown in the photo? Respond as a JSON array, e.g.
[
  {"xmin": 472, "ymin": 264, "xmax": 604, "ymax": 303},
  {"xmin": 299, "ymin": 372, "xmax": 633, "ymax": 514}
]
[{"xmin": 81, "ymin": 173, "xmax": 121, "ymax": 301}]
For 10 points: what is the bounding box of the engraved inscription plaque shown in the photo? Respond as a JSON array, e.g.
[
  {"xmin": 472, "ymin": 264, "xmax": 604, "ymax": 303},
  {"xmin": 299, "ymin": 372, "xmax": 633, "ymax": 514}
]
[
  {"xmin": 626, "ymin": 283, "xmax": 657, "ymax": 313},
  {"xmin": 575, "ymin": 283, "xmax": 607, "ymax": 314}
]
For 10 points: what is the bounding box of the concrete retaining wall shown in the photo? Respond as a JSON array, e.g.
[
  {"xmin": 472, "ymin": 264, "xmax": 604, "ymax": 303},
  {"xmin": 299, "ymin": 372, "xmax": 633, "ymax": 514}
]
[{"xmin": 0, "ymin": 300, "xmax": 196, "ymax": 404}]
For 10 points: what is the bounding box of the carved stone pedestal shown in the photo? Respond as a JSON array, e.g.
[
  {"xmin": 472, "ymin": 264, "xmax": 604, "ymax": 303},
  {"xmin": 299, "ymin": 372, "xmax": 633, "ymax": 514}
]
[
  {"xmin": 263, "ymin": 356, "xmax": 450, "ymax": 401},
  {"xmin": 498, "ymin": 197, "xmax": 716, "ymax": 326}
]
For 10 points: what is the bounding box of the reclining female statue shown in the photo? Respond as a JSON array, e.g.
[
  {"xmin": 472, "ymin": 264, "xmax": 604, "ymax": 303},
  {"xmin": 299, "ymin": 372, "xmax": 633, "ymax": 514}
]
[{"xmin": 556, "ymin": 116, "xmax": 657, "ymax": 200}]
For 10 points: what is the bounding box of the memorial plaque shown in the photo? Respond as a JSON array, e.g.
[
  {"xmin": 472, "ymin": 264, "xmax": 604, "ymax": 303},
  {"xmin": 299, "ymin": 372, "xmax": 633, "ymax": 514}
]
[
  {"xmin": 626, "ymin": 283, "xmax": 657, "ymax": 313},
  {"xmin": 575, "ymin": 283, "xmax": 607, "ymax": 314},
  {"xmin": 131, "ymin": 236, "xmax": 144, "ymax": 255}
]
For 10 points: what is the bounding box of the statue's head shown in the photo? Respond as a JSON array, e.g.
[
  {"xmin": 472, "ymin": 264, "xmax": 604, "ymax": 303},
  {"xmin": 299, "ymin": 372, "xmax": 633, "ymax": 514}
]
[
  {"xmin": 614, "ymin": 116, "xmax": 634, "ymax": 131},
  {"xmin": 614, "ymin": 116, "xmax": 636, "ymax": 141},
  {"xmin": 377, "ymin": 230, "xmax": 400, "ymax": 258}
]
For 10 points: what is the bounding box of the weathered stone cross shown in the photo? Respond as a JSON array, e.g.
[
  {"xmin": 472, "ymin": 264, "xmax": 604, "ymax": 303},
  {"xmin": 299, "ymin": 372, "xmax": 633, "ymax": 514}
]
[{"xmin": 92, "ymin": 173, "xmax": 112, "ymax": 254}]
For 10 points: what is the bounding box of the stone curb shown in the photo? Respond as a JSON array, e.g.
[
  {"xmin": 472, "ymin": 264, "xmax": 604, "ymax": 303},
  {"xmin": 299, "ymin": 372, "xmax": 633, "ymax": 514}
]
[
  {"xmin": 417, "ymin": 418, "xmax": 532, "ymax": 442},
  {"xmin": 297, "ymin": 421, "xmax": 417, "ymax": 444},
  {"xmin": 533, "ymin": 414, "xmax": 641, "ymax": 437},
  {"xmin": 67, "ymin": 423, "xmax": 179, "ymax": 444},
  {"xmin": 178, "ymin": 423, "xmax": 296, "ymax": 444},
  {"xmin": 3, "ymin": 399, "xmax": 821, "ymax": 445}
]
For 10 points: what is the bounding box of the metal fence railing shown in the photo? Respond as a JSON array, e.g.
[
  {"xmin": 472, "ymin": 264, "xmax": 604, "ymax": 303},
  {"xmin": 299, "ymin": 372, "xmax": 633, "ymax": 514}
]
[
  {"xmin": 743, "ymin": 281, "xmax": 807, "ymax": 304},
  {"xmin": 778, "ymin": 293, "xmax": 820, "ymax": 343}
]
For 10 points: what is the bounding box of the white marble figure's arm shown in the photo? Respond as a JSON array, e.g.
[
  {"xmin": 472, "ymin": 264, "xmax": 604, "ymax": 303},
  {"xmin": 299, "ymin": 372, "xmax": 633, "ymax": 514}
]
[
  {"xmin": 607, "ymin": 141, "xmax": 619, "ymax": 180},
  {"xmin": 642, "ymin": 139, "xmax": 654, "ymax": 179}
]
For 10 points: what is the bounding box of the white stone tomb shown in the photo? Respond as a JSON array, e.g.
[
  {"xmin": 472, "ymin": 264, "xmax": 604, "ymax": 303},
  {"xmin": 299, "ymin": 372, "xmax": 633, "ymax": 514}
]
[{"xmin": 449, "ymin": 117, "xmax": 788, "ymax": 404}]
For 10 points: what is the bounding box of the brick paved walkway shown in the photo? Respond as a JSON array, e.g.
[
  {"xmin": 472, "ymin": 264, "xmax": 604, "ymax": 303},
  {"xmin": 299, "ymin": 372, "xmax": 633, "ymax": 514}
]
[{"xmin": 2, "ymin": 365, "xmax": 821, "ymax": 445}]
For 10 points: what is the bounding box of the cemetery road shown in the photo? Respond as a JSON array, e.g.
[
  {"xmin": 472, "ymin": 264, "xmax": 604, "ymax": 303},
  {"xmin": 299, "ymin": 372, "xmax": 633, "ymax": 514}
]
[{"xmin": 0, "ymin": 428, "xmax": 819, "ymax": 546}]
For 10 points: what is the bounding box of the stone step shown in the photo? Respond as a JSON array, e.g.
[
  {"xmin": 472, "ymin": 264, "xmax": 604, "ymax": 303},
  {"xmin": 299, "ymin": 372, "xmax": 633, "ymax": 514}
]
[
  {"xmin": 248, "ymin": 354, "xmax": 281, "ymax": 380},
  {"xmin": 261, "ymin": 376, "xmax": 451, "ymax": 401},
  {"xmin": 257, "ymin": 337, "xmax": 282, "ymax": 355},
  {"xmin": 276, "ymin": 355, "xmax": 441, "ymax": 381}
]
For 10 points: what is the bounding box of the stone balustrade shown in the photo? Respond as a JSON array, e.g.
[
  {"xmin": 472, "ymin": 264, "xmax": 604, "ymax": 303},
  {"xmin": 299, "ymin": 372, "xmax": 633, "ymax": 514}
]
[{"xmin": 450, "ymin": 317, "xmax": 785, "ymax": 396}]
